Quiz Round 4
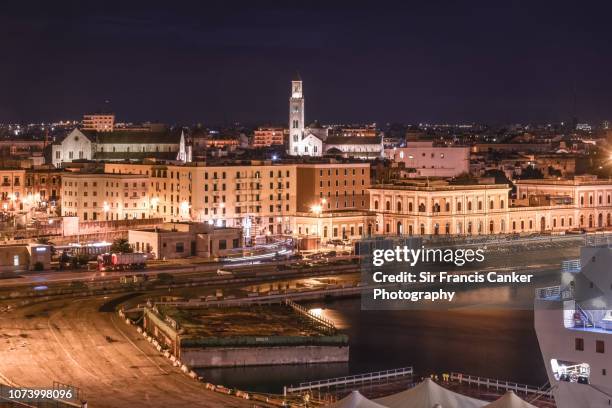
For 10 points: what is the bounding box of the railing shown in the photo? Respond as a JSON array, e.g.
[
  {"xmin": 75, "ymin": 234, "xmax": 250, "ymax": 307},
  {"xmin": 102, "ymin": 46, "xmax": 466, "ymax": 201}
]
[
  {"xmin": 283, "ymin": 367, "xmax": 414, "ymax": 396},
  {"xmin": 284, "ymin": 299, "xmax": 336, "ymax": 335},
  {"xmin": 536, "ymin": 285, "xmax": 573, "ymax": 301},
  {"xmin": 562, "ymin": 259, "xmax": 581, "ymax": 273},
  {"xmin": 575, "ymin": 304, "xmax": 594, "ymax": 328},
  {"xmin": 450, "ymin": 373, "xmax": 553, "ymax": 397},
  {"xmin": 586, "ymin": 234, "xmax": 612, "ymax": 247},
  {"xmin": 535, "ymin": 285, "xmax": 561, "ymax": 300}
]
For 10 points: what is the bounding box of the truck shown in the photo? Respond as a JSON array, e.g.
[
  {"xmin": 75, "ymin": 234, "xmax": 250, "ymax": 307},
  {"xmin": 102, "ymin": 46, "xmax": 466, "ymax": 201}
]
[{"xmin": 97, "ymin": 252, "xmax": 147, "ymax": 271}]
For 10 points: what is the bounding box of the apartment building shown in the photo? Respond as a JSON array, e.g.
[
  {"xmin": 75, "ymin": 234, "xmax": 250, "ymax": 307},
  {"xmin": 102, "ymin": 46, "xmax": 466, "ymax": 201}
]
[
  {"xmin": 61, "ymin": 173, "xmax": 150, "ymax": 221},
  {"xmin": 252, "ymin": 127, "xmax": 286, "ymax": 147},
  {"xmin": 24, "ymin": 167, "xmax": 63, "ymax": 204},
  {"xmin": 384, "ymin": 141, "xmax": 470, "ymax": 178},
  {"xmin": 105, "ymin": 161, "xmax": 297, "ymax": 240},
  {"xmin": 0, "ymin": 169, "xmax": 26, "ymax": 212},
  {"xmin": 296, "ymin": 162, "xmax": 370, "ymax": 212},
  {"xmin": 82, "ymin": 113, "xmax": 115, "ymax": 132}
]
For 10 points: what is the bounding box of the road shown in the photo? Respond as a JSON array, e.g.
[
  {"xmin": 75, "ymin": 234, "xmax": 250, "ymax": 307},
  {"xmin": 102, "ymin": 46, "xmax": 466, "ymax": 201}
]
[
  {"xmin": 0, "ymin": 256, "xmax": 344, "ymax": 289},
  {"xmin": 0, "ymin": 295, "xmax": 255, "ymax": 407}
]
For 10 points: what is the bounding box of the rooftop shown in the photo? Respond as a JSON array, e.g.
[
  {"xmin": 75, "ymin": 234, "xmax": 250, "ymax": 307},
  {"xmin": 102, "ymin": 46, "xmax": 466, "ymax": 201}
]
[
  {"xmin": 370, "ymin": 181, "xmax": 509, "ymax": 191},
  {"xmin": 62, "ymin": 172, "xmax": 148, "ymax": 179},
  {"xmin": 515, "ymin": 175, "xmax": 612, "ymax": 186},
  {"xmin": 87, "ymin": 130, "xmax": 180, "ymax": 144},
  {"xmin": 325, "ymin": 135, "xmax": 382, "ymax": 145}
]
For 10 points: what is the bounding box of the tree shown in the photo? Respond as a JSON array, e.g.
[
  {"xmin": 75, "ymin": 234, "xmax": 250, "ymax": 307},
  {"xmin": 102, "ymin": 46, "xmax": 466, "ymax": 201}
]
[
  {"xmin": 110, "ymin": 238, "xmax": 133, "ymax": 253},
  {"xmin": 483, "ymin": 169, "xmax": 512, "ymax": 185},
  {"xmin": 516, "ymin": 166, "xmax": 544, "ymax": 180}
]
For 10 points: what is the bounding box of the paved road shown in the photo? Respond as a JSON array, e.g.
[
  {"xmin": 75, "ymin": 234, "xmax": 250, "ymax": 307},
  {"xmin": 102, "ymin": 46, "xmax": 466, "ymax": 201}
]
[
  {"xmin": 0, "ymin": 295, "xmax": 254, "ymax": 408},
  {"xmin": 0, "ymin": 257, "xmax": 309, "ymax": 288}
]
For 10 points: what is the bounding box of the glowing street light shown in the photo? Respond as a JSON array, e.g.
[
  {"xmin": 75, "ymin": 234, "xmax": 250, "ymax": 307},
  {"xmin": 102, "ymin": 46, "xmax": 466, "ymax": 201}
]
[{"xmin": 310, "ymin": 204, "xmax": 322, "ymax": 215}]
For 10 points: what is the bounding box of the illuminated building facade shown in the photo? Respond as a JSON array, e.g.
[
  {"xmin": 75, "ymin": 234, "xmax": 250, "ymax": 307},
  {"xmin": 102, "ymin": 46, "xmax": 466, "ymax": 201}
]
[
  {"xmin": 296, "ymin": 163, "xmax": 370, "ymax": 212},
  {"xmin": 105, "ymin": 162, "xmax": 297, "ymax": 241},
  {"xmin": 370, "ymin": 176, "xmax": 612, "ymax": 236},
  {"xmin": 60, "ymin": 173, "xmax": 150, "ymax": 221},
  {"xmin": 384, "ymin": 141, "xmax": 470, "ymax": 178},
  {"xmin": 0, "ymin": 169, "xmax": 27, "ymax": 212},
  {"xmin": 370, "ymin": 182, "xmax": 511, "ymax": 236},
  {"xmin": 252, "ymin": 127, "xmax": 286, "ymax": 147},
  {"xmin": 82, "ymin": 113, "xmax": 115, "ymax": 132}
]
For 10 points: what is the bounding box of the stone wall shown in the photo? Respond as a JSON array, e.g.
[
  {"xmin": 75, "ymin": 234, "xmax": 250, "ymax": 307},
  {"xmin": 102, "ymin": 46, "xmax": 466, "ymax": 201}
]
[{"xmin": 180, "ymin": 345, "xmax": 349, "ymax": 367}]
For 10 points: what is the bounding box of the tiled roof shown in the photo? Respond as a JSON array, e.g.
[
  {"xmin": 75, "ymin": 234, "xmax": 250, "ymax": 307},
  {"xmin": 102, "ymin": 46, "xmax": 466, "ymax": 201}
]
[{"xmin": 84, "ymin": 130, "xmax": 181, "ymax": 144}]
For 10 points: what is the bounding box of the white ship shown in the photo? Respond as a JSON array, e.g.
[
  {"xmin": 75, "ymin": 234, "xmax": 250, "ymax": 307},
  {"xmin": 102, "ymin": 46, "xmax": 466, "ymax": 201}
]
[{"xmin": 535, "ymin": 235, "xmax": 612, "ymax": 408}]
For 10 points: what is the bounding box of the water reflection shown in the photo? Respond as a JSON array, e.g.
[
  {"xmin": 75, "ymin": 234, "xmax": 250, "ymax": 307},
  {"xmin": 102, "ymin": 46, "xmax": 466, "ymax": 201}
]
[
  {"xmin": 199, "ymin": 363, "xmax": 349, "ymax": 393},
  {"xmin": 197, "ymin": 268, "xmax": 563, "ymax": 393}
]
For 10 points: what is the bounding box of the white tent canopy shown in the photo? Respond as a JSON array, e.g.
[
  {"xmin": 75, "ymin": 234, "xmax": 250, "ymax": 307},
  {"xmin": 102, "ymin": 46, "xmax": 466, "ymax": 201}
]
[
  {"xmin": 327, "ymin": 390, "xmax": 389, "ymax": 408},
  {"xmin": 482, "ymin": 391, "xmax": 538, "ymax": 408},
  {"xmin": 373, "ymin": 379, "xmax": 487, "ymax": 408}
]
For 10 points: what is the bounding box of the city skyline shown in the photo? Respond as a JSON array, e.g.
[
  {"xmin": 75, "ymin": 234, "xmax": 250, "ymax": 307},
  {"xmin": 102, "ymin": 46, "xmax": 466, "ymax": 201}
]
[{"xmin": 2, "ymin": 1, "xmax": 612, "ymax": 125}]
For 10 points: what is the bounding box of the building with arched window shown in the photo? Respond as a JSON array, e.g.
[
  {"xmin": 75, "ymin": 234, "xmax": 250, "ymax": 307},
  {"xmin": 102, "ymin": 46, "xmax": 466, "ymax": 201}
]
[{"xmin": 368, "ymin": 176, "xmax": 612, "ymax": 236}]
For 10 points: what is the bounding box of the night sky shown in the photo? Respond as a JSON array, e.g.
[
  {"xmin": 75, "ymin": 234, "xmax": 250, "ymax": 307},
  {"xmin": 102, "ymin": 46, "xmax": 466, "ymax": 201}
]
[{"xmin": 2, "ymin": 1, "xmax": 612, "ymax": 125}]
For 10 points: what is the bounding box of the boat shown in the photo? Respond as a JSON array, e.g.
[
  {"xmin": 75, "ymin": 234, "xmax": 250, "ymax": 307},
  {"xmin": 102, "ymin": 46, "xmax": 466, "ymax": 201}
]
[{"xmin": 535, "ymin": 235, "xmax": 612, "ymax": 407}]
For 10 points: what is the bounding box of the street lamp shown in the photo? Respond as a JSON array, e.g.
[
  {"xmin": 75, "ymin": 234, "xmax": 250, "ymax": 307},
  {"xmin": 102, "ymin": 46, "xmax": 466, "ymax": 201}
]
[
  {"xmin": 103, "ymin": 202, "xmax": 110, "ymax": 242},
  {"xmin": 103, "ymin": 202, "xmax": 110, "ymax": 219},
  {"xmin": 180, "ymin": 200, "xmax": 190, "ymax": 220},
  {"xmin": 310, "ymin": 204, "xmax": 322, "ymax": 215},
  {"xmin": 310, "ymin": 203, "xmax": 325, "ymax": 251},
  {"xmin": 150, "ymin": 197, "xmax": 159, "ymax": 219}
]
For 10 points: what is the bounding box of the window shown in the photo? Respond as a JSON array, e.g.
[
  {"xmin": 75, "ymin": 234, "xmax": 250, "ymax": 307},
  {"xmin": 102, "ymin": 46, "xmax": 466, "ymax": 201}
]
[
  {"xmin": 575, "ymin": 338, "xmax": 584, "ymax": 351},
  {"xmin": 219, "ymin": 240, "xmax": 227, "ymax": 250},
  {"xmin": 176, "ymin": 242, "xmax": 184, "ymax": 253},
  {"xmin": 596, "ymin": 340, "xmax": 605, "ymax": 354}
]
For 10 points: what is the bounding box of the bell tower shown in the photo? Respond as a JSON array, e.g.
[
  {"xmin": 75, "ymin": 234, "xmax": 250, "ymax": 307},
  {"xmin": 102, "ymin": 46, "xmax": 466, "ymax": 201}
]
[{"xmin": 288, "ymin": 74, "xmax": 304, "ymax": 155}]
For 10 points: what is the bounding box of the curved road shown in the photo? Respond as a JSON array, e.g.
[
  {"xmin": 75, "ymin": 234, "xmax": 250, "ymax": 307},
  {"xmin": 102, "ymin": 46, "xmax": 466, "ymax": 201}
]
[{"xmin": 0, "ymin": 295, "xmax": 254, "ymax": 407}]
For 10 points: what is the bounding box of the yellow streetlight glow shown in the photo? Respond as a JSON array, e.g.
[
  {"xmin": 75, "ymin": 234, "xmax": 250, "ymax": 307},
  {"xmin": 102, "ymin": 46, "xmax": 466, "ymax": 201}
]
[{"xmin": 310, "ymin": 204, "xmax": 322, "ymax": 214}]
